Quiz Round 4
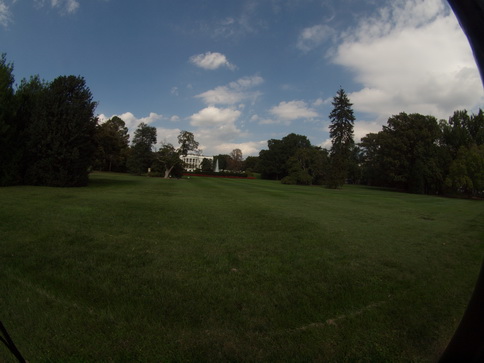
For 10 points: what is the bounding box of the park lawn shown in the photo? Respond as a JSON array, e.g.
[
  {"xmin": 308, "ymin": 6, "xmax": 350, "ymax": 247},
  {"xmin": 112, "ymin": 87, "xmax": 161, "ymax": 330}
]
[{"xmin": 1, "ymin": 172, "xmax": 483, "ymax": 362}]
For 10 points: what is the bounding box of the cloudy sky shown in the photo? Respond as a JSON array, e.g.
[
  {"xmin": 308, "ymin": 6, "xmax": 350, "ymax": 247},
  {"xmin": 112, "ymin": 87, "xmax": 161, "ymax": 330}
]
[{"xmin": 1, "ymin": 0, "xmax": 483, "ymax": 156}]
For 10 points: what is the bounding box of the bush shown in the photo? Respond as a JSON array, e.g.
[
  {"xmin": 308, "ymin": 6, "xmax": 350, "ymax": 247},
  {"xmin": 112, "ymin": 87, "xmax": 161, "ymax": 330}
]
[{"xmin": 281, "ymin": 171, "xmax": 312, "ymax": 185}]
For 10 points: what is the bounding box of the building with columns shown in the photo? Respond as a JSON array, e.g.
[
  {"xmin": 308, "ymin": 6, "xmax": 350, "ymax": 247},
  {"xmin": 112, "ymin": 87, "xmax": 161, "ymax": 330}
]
[{"xmin": 180, "ymin": 154, "xmax": 213, "ymax": 172}]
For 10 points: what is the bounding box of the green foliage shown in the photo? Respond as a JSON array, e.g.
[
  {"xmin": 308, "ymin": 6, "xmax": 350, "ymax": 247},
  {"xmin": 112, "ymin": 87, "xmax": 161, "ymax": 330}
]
[
  {"xmin": 283, "ymin": 146, "xmax": 328, "ymax": 185},
  {"xmin": 153, "ymin": 131, "xmax": 199, "ymax": 178},
  {"xmin": 441, "ymin": 110, "xmax": 484, "ymax": 156},
  {"xmin": 0, "ymin": 54, "xmax": 18, "ymax": 185},
  {"xmin": 0, "ymin": 54, "xmax": 98, "ymax": 187},
  {"xmin": 127, "ymin": 122, "xmax": 157, "ymax": 175},
  {"xmin": 94, "ymin": 116, "xmax": 129, "ymax": 172},
  {"xmin": 177, "ymin": 130, "xmax": 199, "ymax": 157},
  {"xmin": 347, "ymin": 145, "xmax": 364, "ymax": 184},
  {"xmin": 281, "ymin": 170, "xmax": 312, "ymax": 185},
  {"xmin": 441, "ymin": 110, "xmax": 473, "ymax": 159},
  {"xmin": 244, "ymin": 155, "xmax": 260, "ymax": 172},
  {"xmin": 359, "ymin": 112, "xmax": 443, "ymax": 194},
  {"xmin": 213, "ymin": 154, "xmax": 230, "ymax": 170},
  {"xmin": 445, "ymin": 144, "xmax": 484, "ymax": 197},
  {"xmin": 327, "ymin": 88, "xmax": 355, "ymax": 188},
  {"xmin": 152, "ymin": 143, "xmax": 182, "ymax": 178},
  {"xmin": 357, "ymin": 108, "xmax": 484, "ymax": 196},
  {"xmin": 24, "ymin": 76, "xmax": 98, "ymax": 186},
  {"xmin": 258, "ymin": 133, "xmax": 311, "ymax": 180},
  {"xmin": 200, "ymin": 157, "xmax": 213, "ymax": 172},
  {"xmin": 360, "ymin": 132, "xmax": 389, "ymax": 186},
  {"xmin": 15, "ymin": 76, "xmax": 47, "ymax": 180}
]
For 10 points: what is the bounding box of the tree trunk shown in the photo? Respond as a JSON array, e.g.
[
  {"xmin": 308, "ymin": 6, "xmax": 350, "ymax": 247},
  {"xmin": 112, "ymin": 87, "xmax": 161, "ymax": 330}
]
[{"xmin": 164, "ymin": 165, "xmax": 174, "ymax": 179}]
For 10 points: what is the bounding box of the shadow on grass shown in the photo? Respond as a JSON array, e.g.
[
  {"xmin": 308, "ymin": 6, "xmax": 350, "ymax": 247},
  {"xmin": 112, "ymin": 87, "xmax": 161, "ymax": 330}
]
[{"xmin": 88, "ymin": 172, "xmax": 140, "ymax": 188}]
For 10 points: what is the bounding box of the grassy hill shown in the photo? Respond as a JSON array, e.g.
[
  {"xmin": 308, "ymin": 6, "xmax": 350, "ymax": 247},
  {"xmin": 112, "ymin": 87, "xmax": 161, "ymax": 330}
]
[{"xmin": 1, "ymin": 172, "xmax": 483, "ymax": 361}]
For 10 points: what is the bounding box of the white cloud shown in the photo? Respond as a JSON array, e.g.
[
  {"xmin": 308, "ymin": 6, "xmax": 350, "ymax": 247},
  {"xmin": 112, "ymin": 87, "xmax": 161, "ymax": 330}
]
[
  {"xmin": 297, "ymin": 24, "xmax": 335, "ymax": 52},
  {"xmin": 205, "ymin": 2, "xmax": 261, "ymax": 40},
  {"xmin": 156, "ymin": 127, "xmax": 181, "ymax": 147},
  {"xmin": 170, "ymin": 87, "xmax": 179, "ymax": 96},
  {"xmin": 196, "ymin": 87, "xmax": 242, "ymax": 105},
  {"xmin": 99, "ymin": 109, "xmax": 257, "ymax": 156},
  {"xmin": 35, "ymin": 0, "xmax": 79, "ymax": 14},
  {"xmin": 118, "ymin": 112, "xmax": 163, "ymax": 129},
  {"xmin": 312, "ymin": 97, "xmax": 330, "ymax": 107},
  {"xmin": 34, "ymin": 0, "xmax": 79, "ymax": 14},
  {"xmin": 188, "ymin": 106, "xmax": 255, "ymax": 155},
  {"xmin": 258, "ymin": 118, "xmax": 291, "ymax": 126},
  {"xmin": 319, "ymin": 138, "xmax": 332, "ymax": 150},
  {"xmin": 269, "ymin": 100, "xmax": 318, "ymax": 122},
  {"xmin": 196, "ymin": 75, "xmax": 263, "ymax": 105},
  {"xmin": 154, "ymin": 128, "xmax": 265, "ymax": 156},
  {"xmin": 212, "ymin": 141, "xmax": 267, "ymax": 156},
  {"xmin": 332, "ymin": 0, "xmax": 484, "ymax": 120},
  {"xmin": 189, "ymin": 52, "xmax": 236, "ymax": 70},
  {"xmin": 189, "ymin": 106, "xmax": 241, "ymax": 127},
  {"xmin": 64, "ymin": 0, "xmax": 79, "ymax": 13},
  {"xmin": 354, "ymin": 121, "xmax": 384, "ymax": 142},
  {"xmin": 0, "ymin": 0, "xmax": 12, "ymax": 27},
  {"xmin": 98, "ymin": 112, "xmax": 165, "ymax": 142}
]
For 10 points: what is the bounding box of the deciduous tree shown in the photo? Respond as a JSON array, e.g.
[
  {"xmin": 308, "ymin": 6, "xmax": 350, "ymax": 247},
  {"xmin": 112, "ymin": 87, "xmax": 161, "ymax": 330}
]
[
  {"xmin": 213, "ymin": 154, "xmax": 230, "ymax": 171},
  {"xmin": 94, "ymin": 116, "xmax": 129, "ymax": 172},
  {"xmin": 178, "ymin": 130, "xmax": 199, "ymax": 156},
  {"xmin": 359, "ymin": 112, "xmax": 443, "ymax": 194},
  {"xmin": 228, "ymin": 148, "xmax": 243, "ymax": 171},
  {"xmin": 282, "ymin": 146, "xmax": 328, "ymax": 185},
  {"xmin": 258, "ymin": 133, "xmax": 311, "ymax": 180},
  {"xmin": 244, "ymin": 156, "xmax": 259, "ymax": 172},
  {"xmin": 127, "ymin": 122, "xmax": 157, "ymax": 175},
  {"xmin": 201, "ymin": 158, "xmax": 213, "ymax": 172},
  {"xmin": 446, "ymin": 144, "xmax": 484, "ymax": 197},
  {"xmin": 154, "ymin": 130, "xmax": 199, "ymax": 178}
]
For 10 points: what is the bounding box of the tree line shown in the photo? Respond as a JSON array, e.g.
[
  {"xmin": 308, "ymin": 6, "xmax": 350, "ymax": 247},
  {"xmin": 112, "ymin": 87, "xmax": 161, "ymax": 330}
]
[
  {"xmin": 120, "ymin": 122, "xmax": 248, "ymax": 177},
  {"xmin": 0, "ymin": 57, "xmax": 247, "ymax": 185},
  {"xmin": 0, "ymin": 54, "xmax": 200, "ymax": 186},
  {"xmin": 255, "ymin": 88, "xmax": 355, "ymax": 188},
  {"xmin": 360, "ymin": 110, "xmax": 484, "ymax": 196},
  {"xmin": 253, "ymin": 88, "xmax": 484, "ymax": 198},
  {"xmin": 2, "ymin": 53, "xmax": 483, "ymax": 196},
  {"xmin": 1, "ymin": 55, "xmax": 97, "ymax": 187}
]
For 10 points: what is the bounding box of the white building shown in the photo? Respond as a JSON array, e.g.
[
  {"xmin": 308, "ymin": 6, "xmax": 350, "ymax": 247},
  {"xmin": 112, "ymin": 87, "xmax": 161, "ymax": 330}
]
[{"xmin": 180, "ymin": 154, "xmax": 213, "ymax": 172}]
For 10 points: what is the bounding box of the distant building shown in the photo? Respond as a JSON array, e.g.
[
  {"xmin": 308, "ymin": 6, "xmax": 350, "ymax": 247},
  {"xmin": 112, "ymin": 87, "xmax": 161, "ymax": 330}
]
[{"xmin": 180, "ymin": 154, "xmax": 213, "ymax": 172}]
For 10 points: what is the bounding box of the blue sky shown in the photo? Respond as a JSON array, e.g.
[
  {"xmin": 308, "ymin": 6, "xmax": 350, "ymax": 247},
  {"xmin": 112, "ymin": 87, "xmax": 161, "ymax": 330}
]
[{"xmin": 1, "ymin": 0, "xmax": 483, "ymax": 156}]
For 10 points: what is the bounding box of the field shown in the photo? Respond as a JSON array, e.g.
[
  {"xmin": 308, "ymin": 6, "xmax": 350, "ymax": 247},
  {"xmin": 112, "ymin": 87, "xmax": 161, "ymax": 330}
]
[{"xmin": 1, "ymin": 172, "xmax": 484, "ymax": 362}]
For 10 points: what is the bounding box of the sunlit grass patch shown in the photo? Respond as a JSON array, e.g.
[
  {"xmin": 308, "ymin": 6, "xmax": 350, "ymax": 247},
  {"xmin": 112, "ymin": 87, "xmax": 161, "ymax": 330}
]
[{"xmin": 1, "ymin": 173, "xmax": 483, "ymax": 361}]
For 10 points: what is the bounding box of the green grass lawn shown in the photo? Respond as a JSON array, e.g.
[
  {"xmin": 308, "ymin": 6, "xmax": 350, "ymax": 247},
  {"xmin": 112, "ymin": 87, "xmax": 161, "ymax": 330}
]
[{"xmin": 1, "ymin": 172, "xmax": 484, "ymax": 362}]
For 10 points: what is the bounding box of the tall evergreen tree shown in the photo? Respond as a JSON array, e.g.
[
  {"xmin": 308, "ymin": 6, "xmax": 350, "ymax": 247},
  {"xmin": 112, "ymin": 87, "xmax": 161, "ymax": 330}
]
[{"xmin": 327, "ymin": 88, "xmax": 355, "ymax": 188}]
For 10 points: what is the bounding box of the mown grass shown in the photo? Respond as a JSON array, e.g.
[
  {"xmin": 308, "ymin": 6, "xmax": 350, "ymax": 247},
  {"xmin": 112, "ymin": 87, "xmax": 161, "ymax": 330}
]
[{"xmin": 1, "ymin": 172, "xmax": 484, "ymax": 362}]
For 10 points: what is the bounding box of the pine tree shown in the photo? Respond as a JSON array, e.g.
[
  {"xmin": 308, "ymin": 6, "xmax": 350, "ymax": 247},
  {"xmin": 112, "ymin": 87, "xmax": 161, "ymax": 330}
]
[{"xmin": 327, "ymin": 88, "xmax": 355, "ymax": 188}]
